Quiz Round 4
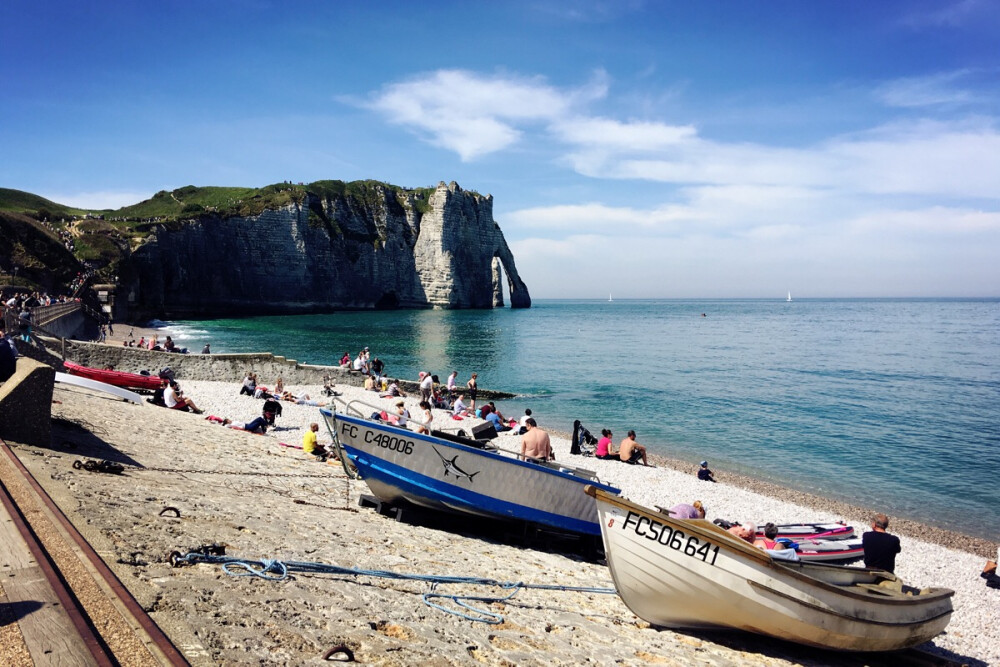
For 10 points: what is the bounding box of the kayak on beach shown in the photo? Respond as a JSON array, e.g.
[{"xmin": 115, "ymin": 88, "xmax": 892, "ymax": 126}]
[
  {"xmin": 757, "ymin": 522, "xmax": 855, "ymax": 541},
  {"xmin": 63, "ymin": 360, "xmax": 163, "ymax": 390}
]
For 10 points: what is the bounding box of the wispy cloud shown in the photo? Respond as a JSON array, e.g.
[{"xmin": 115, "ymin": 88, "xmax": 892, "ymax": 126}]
[
  {"xmin": 900, "ymin": 0, "xmax": 991, "ymax": 29},
  {"xmin": 875, "ymin": 70, "xmax": 975, "ymax": 108}
]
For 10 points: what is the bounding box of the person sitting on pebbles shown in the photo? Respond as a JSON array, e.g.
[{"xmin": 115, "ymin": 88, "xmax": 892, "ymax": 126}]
[
  {"xmin": 697, "ymin": 460, "xmax": 717, "ymax": 482},
  {"xmin": 619, "ymin": 430, "xmax": 650, "ymax": 466},
  {"xmin": 451, "ymin": 394, "xmax": 469, "ymax": 417},
  {"xmin": 164, "ymin": 380, "xmax": 203, "ymax": 414},
  {"xmin": 302, "ymin": 422, "xmax": 330, "ymax": 460},
  {"xmin": 753, "ymin": 523, "xmax": 781, "ymax": 550}
]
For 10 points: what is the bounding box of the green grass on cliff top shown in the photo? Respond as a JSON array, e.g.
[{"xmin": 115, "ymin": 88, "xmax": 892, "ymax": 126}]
[
  {"xmin": 0, "ymin": 188, "xmax": 83, "ymax": 217},
  {"xmin": 0, "ymin": 180, "xmax": 476, "ymax": 222}
]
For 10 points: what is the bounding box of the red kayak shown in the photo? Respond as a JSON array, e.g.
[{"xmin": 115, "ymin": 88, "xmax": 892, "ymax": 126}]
[{"xmin": 63, "ymin": 361, "xmax": 163, "ymax": 390}]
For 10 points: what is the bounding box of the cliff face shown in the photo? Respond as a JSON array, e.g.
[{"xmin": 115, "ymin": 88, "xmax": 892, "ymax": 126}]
[{"xmin": 120, "ymin": 181, "xmax": 530, "ymax": 318}]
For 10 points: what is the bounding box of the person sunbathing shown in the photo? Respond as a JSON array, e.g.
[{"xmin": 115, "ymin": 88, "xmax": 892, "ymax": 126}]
[
  {"xmin": 281, "ymin": 390, "xmax": 328, "ymax": 407},
  {"xmin": 728, "ymin": 522, "xmax": 757, "ymax": 543},
  {"xmin": 206, "ymin": 415, "xmax": 268, "ymax": 434}
]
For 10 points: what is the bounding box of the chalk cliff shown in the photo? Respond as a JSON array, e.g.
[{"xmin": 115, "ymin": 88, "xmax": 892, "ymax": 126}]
[{"xmin": 120, "ymin": 181, "xmax": 530, "ymax": 318}]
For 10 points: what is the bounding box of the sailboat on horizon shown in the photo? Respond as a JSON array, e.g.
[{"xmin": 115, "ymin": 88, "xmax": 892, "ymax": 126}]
[
  {"xmin": 609, "ymin": 291, "xmax": 613, "ymax": 302},
  {"xmin": 787, "ymin": 291, "xmax": 793, "ymax": 302}
]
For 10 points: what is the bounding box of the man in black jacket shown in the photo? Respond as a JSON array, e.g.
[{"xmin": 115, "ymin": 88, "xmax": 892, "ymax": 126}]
[{"xmin": 862, "ymin": 513, "xmax": 901, "ymax": 573}]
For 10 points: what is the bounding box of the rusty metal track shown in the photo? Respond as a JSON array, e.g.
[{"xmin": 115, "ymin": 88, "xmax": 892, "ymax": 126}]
[
  {"xmin": 0, "ymin": 475, "xmax": 115, "ymax": 665},
  {"xmin": 0, "ymin": 443, "xmax": 190, "ymax": 666}
]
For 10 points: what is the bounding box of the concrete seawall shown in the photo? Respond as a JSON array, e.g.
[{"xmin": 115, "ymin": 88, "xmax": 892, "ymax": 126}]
[
  {"xmin": 0, "ymin": 357, "xmax": 54, "ymax": 446},
  {"xmin": 58, "ymin": 340, "xmax": 515, "ymax": 399}
]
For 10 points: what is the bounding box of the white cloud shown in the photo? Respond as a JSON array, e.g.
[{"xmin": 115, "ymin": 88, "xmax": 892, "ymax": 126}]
[
  {"xmin": 510, "ymin": 203, "xmax": 1000, "ymax": 298},
  {"xmin": 560, "ymin": 118, "xmax": 1000, "ymax": 200},
  {"xmin": 551, "ymin": 116, "xmax": 695, "ymax": 151},
  {"xmin": 364, "ymin": 69, "xmax": 607, "ymax": 161},
  {"xmin": 365, "ymin": 69, "xmax": 1000, "ymax": 201},
  {"xmin": 42, "ymin": 190, "xmax": 153, "ymax": 210}
]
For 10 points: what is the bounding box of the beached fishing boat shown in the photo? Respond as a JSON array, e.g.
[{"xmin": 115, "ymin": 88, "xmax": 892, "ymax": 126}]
[
  {"xmin": 321, "ymin": 402, "xmax": 620, "ymax": 537},
  {"xmin": 790, "ymin": 537, "xmax": 864, "ymax": 563},
  {"xmin": 586, "ymin": 486, "xmax": 953, "ymax": 651},
  {"xmin": 63, "ymin": 361, "xmax": 162, "ymax": 390},
  {"xmin": 757, "ymin": 522, "xmax": 855, "ymax": 541}
]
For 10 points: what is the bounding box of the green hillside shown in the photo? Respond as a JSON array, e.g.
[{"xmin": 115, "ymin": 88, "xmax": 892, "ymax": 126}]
[
  {"xmin": 0, "ymin": 210, "xmax": 84, "ymax": 291},
  {"xmin": 0, "ymin": 188, "xmax": 82, "ymax": 218}
]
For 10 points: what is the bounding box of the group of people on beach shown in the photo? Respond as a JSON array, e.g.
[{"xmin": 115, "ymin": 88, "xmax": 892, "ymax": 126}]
[{"xmin": 593, "ymin": 429, "xmax": 651, "ymax": 466}]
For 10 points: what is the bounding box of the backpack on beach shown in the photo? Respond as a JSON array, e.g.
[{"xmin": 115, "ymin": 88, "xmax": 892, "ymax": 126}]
[{"xmin": 571, "ymin": 420, "xmax": 598, "ymax": 456}]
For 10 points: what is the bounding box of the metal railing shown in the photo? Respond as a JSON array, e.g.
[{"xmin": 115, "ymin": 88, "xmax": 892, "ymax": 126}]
[{"xmin": 30, "ymin": 301, "xmax": 82, "ymax": 327}]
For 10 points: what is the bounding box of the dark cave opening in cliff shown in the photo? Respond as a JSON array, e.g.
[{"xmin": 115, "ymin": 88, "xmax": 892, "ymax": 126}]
[{"xmin": 374, "ymin": 292, "xmax": 400, "ymax": 309}]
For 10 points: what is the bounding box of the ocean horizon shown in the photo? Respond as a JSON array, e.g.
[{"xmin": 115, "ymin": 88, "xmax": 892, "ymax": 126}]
[{"xmin": 164, "ymin": 297, "xmax": 1000, "ymax": 542}]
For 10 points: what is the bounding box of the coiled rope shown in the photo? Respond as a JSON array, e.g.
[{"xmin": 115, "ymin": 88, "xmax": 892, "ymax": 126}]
[{"xmin": 172, "ymin": 551, "xmax": 617, "ymax": 624}]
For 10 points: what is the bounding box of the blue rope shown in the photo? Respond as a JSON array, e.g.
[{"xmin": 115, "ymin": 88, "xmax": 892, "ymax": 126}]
[{"xmin": 175, "ymin": 552, "xmax": 616, "ymax": 624}]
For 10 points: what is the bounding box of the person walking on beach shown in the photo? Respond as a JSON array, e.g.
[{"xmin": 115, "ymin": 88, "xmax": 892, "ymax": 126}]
[
  {"xmin": 466, "ymin": 373, "xmax": 478, "ymax": 412},
  {"xmin": 520, "ymin": 418, "xmax": 553, "ymax": 462},
  {"xmin": 862, "ymin": 513, "xmax": 901, "ymax": 573},
  {"xmin": 446, "ymin": 371, "xmax": 458, "ymax": 400},
  {"xmin": 619, "ymin": 430, "xmax": 649, "ymax": 466}
]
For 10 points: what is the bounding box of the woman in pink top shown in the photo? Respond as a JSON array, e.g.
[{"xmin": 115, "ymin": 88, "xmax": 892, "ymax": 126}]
[{"xmin": 595, "ymin": 429, "xmax": 617, "ymax": 460}]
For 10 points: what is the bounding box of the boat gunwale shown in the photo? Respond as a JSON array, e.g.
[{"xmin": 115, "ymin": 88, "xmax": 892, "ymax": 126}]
[{"xmin": 585, "ymin": 486, "xmax": 955, "ymax": 606}]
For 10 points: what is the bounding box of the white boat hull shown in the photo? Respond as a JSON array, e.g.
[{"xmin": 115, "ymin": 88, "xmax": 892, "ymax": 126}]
[
  {"xmin": 590, "ymin": 488, "xmax": 953, "ymax": 652},
  {"xmin": 55, "ymin": 372, "xmax": 143, "ymax": 404}
]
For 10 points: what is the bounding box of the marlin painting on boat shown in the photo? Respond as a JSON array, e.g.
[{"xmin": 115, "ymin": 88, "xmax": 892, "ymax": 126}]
[{"xmin": 321, "ymin": 402, "xmax": 620, "ymax": 537}]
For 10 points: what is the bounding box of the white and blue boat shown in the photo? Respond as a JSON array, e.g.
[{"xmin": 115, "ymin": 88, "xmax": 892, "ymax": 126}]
[{"xmin": 321, "ymin": 404, "xmax": 620, "ymax": 537}]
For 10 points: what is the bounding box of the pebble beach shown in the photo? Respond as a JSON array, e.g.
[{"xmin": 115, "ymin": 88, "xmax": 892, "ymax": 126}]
[{"xmin": 11, "ymin": 364, "xmax": 996, "ymax": 665}]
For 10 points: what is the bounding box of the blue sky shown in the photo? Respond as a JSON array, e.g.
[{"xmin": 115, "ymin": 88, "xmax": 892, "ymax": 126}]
[{"xmin": 3, "ymin": 0, "xmax": 998, "ymax": 298}]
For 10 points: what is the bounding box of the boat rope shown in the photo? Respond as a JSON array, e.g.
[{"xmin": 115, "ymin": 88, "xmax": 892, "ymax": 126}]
[
  {"xmin": 73, "ymin": 459, "xmax": 340, "ymax": 479},
  {"xmin": 170, "ymin": 551, "xmax": 617, "ymax": 624}
]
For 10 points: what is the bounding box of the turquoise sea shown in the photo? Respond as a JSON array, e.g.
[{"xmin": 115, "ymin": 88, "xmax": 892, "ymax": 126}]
[{"xmin": 167, "ymin": 299, "xmax": 1000, "ymax": 541}]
